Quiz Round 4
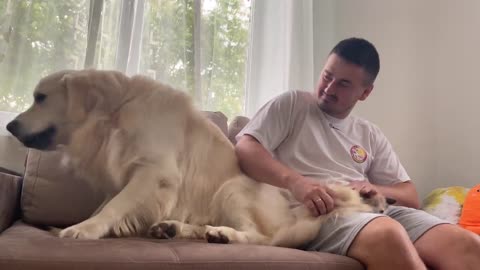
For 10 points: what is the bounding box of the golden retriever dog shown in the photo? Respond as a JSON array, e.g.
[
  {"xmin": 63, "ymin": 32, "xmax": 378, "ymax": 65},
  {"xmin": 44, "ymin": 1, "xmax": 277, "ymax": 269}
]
[{"xmin": 7, "ymin": 69, "xmax": 391, "ymax": 247}]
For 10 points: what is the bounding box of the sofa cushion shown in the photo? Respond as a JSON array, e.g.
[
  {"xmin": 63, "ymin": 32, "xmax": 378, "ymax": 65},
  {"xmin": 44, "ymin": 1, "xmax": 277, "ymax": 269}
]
[
  {"xmin": 0, "ymin": 172, "xmax": 22, "ymax": 232},
  {"xmin": 20, "ymin": 111, "xmax": 230, "ymax": 227},
  {"xmin": 0, "ymin": 136, "xmax": 27, "ymax": 175},
  {"xmin": 0, "ymin": 221, "xmax": 364, "ymax": 270},
  {"xmin": 422, "ymin": 186, "xmax": 469, "ymax": 224},
  {"xmin": 203, "ymin": 111, "xmax": 228, "ymax": 137},
  {"xmin": 21, "ymin": 150, "xmax": 103, "ymax": 226}
]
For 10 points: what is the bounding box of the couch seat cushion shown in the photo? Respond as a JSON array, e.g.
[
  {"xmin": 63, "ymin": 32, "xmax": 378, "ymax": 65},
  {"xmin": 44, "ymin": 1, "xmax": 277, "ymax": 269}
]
[{"xmin": 0, "ymin": 221, "xmax": 363, "ymax": 270}]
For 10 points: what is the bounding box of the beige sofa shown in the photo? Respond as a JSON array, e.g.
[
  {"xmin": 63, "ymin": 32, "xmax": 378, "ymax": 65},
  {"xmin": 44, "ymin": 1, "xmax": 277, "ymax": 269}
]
[{"xmin": 0, "ymin": 112, "xmax": 364, "ymax": 270}]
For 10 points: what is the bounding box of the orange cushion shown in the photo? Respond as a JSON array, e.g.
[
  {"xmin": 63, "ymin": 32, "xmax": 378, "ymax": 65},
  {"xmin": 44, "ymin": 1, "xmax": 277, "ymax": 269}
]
[{"xmin": 459, "ymin": 184, "xmax": 480, "ymax": 234}]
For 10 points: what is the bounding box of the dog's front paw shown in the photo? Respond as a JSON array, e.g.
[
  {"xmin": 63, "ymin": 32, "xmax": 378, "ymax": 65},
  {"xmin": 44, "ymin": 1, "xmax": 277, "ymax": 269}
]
[{"xmin": 59, "ymin": 222, "xmax": 107, "ymax": 240}]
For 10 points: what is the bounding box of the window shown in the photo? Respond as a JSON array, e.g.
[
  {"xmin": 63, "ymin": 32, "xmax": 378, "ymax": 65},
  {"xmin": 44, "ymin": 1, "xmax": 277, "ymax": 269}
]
[
  {"xmin": 0, "ymin": 0, "xmax": 89, "ymax": 112},
  {"xmin": 0, "ymin": 0, "xmax": 251, "ymax": 121}
]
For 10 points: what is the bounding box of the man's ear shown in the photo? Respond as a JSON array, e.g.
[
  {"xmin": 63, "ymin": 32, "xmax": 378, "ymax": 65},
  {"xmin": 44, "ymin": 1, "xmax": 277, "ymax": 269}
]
[{"xmin": 359, "ymin": 84, "xmax": 374, "ymax": 101}]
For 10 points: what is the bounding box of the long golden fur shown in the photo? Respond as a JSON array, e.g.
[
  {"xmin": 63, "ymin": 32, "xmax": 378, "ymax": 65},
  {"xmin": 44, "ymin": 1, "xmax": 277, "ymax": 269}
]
[{"xmin": 7, "ymin": 69, "xmax": 389, "ymax": 247}]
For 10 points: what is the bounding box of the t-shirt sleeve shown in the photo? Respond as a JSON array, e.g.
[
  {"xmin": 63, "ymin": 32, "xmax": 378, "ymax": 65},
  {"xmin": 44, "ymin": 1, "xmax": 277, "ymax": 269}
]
[
  {"xmin": 236, "ymin": 91, "xmax": 295, "ymax": 153},
  {"xmin": 367, "ymin": 126, "xmax": 411, "ymax": 185}
]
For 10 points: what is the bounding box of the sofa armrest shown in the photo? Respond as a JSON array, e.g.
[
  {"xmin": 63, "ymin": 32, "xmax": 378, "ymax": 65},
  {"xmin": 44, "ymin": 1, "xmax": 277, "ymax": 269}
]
[{"xmin": 0, "ymin": 172, "xmax": 22, "ymax": 233}]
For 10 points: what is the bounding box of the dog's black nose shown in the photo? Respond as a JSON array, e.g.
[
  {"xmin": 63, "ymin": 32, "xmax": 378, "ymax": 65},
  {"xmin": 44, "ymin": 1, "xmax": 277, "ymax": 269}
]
[{"xmin": 6, "ymin": 120, "xmax": 20, "ymax": 135}]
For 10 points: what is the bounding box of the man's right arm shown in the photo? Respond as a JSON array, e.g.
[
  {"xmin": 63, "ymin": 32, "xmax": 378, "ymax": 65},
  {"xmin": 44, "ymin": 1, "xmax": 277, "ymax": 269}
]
[{"xmin": 235, "ymin": 134, "xmax": 335, "ymax": 216}]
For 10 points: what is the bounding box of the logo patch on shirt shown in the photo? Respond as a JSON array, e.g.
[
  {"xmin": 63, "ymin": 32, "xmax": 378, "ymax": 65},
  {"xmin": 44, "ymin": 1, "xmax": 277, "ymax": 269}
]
[{"xmin": 350, "ymin": 145, "xmax": 367, "ymax": 163}]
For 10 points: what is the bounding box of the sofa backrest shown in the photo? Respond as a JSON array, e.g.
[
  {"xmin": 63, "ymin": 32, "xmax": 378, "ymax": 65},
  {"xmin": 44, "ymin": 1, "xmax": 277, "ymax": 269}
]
[
  {"xmin": 227, "ymin": 116, "xmax": 250, "ymax": 145},
  {"xmin": 21, "ymin": 112, "xmax": 250, "ymax": 226},
  {"xmin": 0, "ymin": 111, "xmax": 28, "ymax": 175}
]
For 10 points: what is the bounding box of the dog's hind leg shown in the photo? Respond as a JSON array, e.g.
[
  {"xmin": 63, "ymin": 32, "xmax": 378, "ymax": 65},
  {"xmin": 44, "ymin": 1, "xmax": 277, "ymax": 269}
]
[
  {"xmin": 204, "ymin": 177, "xmax": 277, "ymax": 245},
  {"xmin": 204, "ymin": 225, "xmax": 270, "ymax": 244},
  {"xmin": 149, "ymin": 220, "xmax": 206, "ymax": 240},
  {"xmin": 149, "ymin": 220, "xmax": 270, "ymax": 244}
]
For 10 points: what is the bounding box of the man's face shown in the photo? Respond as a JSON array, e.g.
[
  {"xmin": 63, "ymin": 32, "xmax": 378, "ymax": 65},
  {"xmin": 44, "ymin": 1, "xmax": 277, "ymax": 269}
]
[{"xmin": 315, "ymin": 53, "xmax": 374, "ymax": 119}]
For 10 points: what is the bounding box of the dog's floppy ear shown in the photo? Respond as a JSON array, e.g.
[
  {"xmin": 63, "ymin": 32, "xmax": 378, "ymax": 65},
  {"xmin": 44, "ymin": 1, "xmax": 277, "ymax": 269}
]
[
  {"xmin": 62, "ymin": 71, "xmax": 98, "ymax": 122},
  {"xmin": 62, "ymin": 70, "xmax": 129, "ymax": 121}
]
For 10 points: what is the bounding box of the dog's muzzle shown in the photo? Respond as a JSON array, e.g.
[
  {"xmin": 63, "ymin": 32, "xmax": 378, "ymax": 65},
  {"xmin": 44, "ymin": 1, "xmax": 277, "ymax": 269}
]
[{"xmin": 7, "ymin": 120, "xmax": 57, "ymax": 150}]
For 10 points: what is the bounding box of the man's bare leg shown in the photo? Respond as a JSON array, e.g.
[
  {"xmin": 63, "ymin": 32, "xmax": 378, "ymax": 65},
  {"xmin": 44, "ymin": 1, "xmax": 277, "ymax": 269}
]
[
  {"xmin": 414, "ymin": 224, "xmax": 480, "ymax": 270},
  {"xmin": 347, "ymin": 217, "xmax": 426, "ymax": 270}
]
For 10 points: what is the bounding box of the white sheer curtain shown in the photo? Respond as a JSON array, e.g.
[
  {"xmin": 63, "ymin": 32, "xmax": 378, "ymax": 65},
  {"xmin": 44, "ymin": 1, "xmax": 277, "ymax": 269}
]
[{"xmin": 245, "ymin": 0, "xmax": 334, "ymax": 117}]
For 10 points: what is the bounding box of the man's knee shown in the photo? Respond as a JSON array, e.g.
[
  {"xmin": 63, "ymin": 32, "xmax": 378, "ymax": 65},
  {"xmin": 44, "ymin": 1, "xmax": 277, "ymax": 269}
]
[
  {"xmin": 348, "ymin": 217, "xmax": 410, "ymax": 253},
  {"xmin": 347, "ymin": 216, "xmax": 424, "ymax": 269}
]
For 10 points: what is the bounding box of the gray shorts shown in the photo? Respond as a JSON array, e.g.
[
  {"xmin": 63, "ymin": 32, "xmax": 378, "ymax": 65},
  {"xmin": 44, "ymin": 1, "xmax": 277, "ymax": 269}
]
[{"xmin": 303, "ymin": 206, "xmax": 450, "ymax": 256}]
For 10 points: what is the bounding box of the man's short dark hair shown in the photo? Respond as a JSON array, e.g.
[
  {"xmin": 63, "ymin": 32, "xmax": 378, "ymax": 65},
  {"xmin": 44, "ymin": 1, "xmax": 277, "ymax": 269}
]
[{"xmin": 330, "ymin": 37, "xmax": 380, "ymax": 84}]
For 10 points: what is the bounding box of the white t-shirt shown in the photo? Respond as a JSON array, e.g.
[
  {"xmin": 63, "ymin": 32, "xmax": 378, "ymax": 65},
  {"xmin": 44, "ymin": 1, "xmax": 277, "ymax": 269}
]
[{"xmin": 236, "ymin": 90, "xmax": 410, "ymax": 185}]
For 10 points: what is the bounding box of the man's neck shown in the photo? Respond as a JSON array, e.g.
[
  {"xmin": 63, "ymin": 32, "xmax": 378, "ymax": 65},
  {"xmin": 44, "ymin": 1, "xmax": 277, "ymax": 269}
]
[{"xmin": 322, "ymin": 109, "xmax": 350, "ymax": 120}]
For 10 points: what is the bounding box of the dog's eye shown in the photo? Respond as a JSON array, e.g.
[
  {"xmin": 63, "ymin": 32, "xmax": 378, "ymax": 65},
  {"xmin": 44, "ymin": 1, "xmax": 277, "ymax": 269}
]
[{"xmin": 34, "ymin": 93, "xmax": 47, "ymax": 104}]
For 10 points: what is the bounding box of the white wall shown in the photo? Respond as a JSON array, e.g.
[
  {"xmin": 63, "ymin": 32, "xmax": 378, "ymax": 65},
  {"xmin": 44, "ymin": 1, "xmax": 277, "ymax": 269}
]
[
  {"xmin": 326, "ymin": 0, "xmax": 480, "ymax": 198},
  {"xmin": 430, "ymin": 1, "xmax": 480, "ymax": 194}
]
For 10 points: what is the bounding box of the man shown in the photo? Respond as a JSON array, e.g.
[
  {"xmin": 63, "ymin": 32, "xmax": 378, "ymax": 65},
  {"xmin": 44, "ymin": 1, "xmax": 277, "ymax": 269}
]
[{"xmin": 235, "ymin": 37, "xmax": 480, "ymax": 270}]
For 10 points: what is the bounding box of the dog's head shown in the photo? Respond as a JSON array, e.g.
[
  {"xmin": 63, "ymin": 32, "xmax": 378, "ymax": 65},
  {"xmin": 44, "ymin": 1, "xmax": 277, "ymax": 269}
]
[
  {"xmin": 6, "ymin": 69, "xmax": 129, "ymax": 150},
  {"xmin": 360, "ymin": 192, "xmax": 397, "ymax": 214}
]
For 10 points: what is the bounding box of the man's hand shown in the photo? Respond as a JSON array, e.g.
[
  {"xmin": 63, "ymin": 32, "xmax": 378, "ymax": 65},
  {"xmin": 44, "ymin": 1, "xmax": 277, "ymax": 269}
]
[
  {"xmin": 289, "ymin": 178, "xmax": 336, "ymax": 217},
  {"xmin": 349, "ymin": 180, "xmax": 379, "ymax": 198}
]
